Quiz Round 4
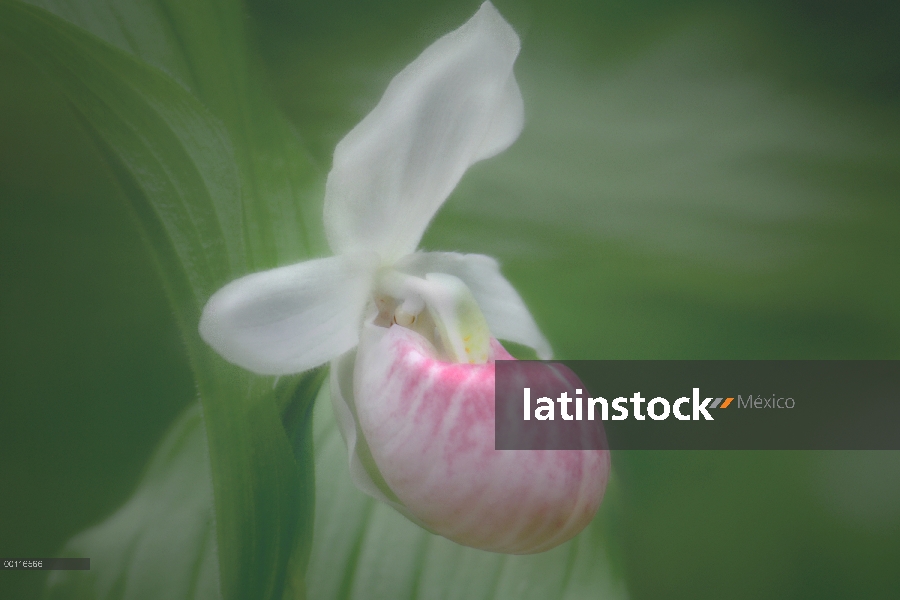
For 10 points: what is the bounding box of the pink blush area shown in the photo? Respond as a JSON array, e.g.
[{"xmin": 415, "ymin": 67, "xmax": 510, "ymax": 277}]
[{"xmin": 353, "ymin": 324, "xmax": 610, "ymax": 554}]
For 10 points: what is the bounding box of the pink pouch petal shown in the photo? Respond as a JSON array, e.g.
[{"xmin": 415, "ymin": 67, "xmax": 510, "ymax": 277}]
[{"xmin": 353, "ymin": 323, "xmax": 610, "ymax": 554}]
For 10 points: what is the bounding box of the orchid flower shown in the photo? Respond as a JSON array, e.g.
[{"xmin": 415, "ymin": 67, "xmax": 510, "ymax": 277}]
[{"xmin": 199, "ymin": 2, "xmax": 609, "ymax": 554}]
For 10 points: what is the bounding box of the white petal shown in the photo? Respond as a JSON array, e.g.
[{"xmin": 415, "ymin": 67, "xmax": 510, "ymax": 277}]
[
  {"xmin": 324, "ymin": 2, "xmax": 523, "ymax": 261},
  {"xmin": 395, "ymin": 252, "xmax": 552, "ymax": 359},
  {"xmin": 199, "ymin": 255, "xmax": 374, "ymax": 375},
  {"xmin": 472, "ymin": 71, "xmax": 524, "ymax": 163}
]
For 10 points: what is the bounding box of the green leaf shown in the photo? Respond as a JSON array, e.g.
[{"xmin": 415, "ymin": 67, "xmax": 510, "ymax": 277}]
[
  {"xmin": 44, "ymin": 405, "xmax": 221, "ymax": 600},
  {"xmin": 28, "ymin": 0, "xmax": 327, "ymax": 268},
  {"xmin": 44, "ymin": 368, "xmax": 327, "ymax": 600},
  {"xmin": 0, "ymin": 0, "xmax": 243, "ymax": 319},
  {"xmin": 307, "ymin": 388, "xmax": 628, "ymax": 599},
  {"xmin": 0, "ymin": 2, "xmax": 323, "ymax": 599}
]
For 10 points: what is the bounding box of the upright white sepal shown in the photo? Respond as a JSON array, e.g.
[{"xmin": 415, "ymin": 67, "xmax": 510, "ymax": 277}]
[{"xmin": 323, "ymin": 1, "xmax": 523, "ymax": 262}]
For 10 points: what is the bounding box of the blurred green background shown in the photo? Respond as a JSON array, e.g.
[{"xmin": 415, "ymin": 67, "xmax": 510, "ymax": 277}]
[{"xmin": 2, "ymin": 0, "xmax": 899, "ymax": 598}]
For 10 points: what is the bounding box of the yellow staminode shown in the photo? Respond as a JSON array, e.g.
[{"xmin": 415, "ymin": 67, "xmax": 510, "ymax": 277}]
[{"xmin": 423, "ymin": 273, "xmax": 493, "ymax": 364}]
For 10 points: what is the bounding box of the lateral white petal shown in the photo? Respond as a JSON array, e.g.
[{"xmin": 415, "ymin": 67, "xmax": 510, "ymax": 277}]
[
  {"xmin": 395, "ymin": 252, "xmax": 552, "ymax": 359},
  {"xmin": 323, "ymin": 1, "xmax": 523, "ymax": 261},
  {"xmin": 199, "ymin": 255, "xmax": 373, "ymax": 375}
]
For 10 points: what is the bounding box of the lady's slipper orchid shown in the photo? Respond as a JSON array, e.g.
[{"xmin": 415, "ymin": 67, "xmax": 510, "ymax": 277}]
[{"xmin": 199, "ymin": 2, "xmax": 609, "ymax": 554}]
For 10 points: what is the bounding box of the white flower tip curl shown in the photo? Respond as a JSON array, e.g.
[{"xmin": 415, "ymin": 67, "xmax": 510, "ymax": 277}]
[{"xmin": 323, "ymin": 1, "xmax": 525, "ymax": 262}]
